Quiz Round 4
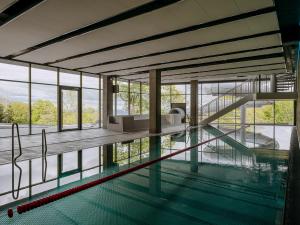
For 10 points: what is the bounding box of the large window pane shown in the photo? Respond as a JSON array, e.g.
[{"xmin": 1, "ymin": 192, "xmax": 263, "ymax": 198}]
[
  {"xmin": 130, "ymin": 93, "xmax": 140, "ymax": 114},
  {"xmin": 31, "ymin": 84, "xmax": 57, "ymax": 134},
  {"xmin": 0, "ymin": 81, "xmax": 29, "ymax": 137},
  {"xmin": 31, "ymin": 65, "xmax": 57, "ymax": 84},
  {"xmin": 161, "ymin": 95, "xmax": 171, "ymax": 114},
  {"xmin": 82, "ymin": 74, "xmax": 99, "ymax": 89},
  {"xmin": 141, "ymin": 94, "xmax": 149, "ymax": 114},
  {"xmin": 275, "ymin": 101, "xmax": 294, "ymax": 125},
  {"xmin": 130, "ymin": 82, "xmax": 140, "ymax": 93},
  {"xmin": 117, "ymin": 92, "xmax": 128, "ymax": 115},
  {"xmin": 255, "ymin": 100, "xmax": 274, "ymax": 124},
  {"xmin": 82, "ymin": 89, "xmax": 99, "ymax": 128},
  {"xmin": 202, "ymin": 83, "xmax": 218, "ymax": 95},
  {"xmin": 171, "ymin": 84, "xmax": 185, "ymax": 95},
  {"xmin": 141, "ymin": 83, "xmax": 149, "ymax": 93},
  {"xmin": 59, "ymin": 70, "xmax": 80, "ymax": 87},
  {"xmin": 0, "ymin": 60, "xmax": 28, "ymax": 81},
  {"xmin": 62, "ymin": 89, "xmax": 79, "ymax": 130}
]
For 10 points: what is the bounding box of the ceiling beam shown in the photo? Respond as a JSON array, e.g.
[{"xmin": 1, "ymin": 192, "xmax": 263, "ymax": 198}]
[
  {"xmin": 101, "ymin": 45, "xmax": 282, "ymax": 74},
  {"xmin": 118, "ymin": 62, "xmax": 285, "ymax": 80},
  {"xmin": 117, "ymin": 53, "xmax": 284, "ymax": 76},
  {"xmin": 132, "ymin": 66, "xmax": 286, "ymax": 82},
  {"xmin": 45, "ymin": 6, "xmax": 276, "ymax": 65},
  {"xmin": 78, "ymin": 31, "xmax": 280, "ymax": 70},
  {"xmin": 7, "ymin": 0, "xmax": 181, "ymax": 58},
  {"xmin": 0, "ymin": 0, "xmax": 44, "ymax": 27}
]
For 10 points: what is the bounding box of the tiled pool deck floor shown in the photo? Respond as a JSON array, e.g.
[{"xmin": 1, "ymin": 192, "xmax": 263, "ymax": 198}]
[{"xmin": 0, "ymin": 125, "xmax": 187, "ymax": 165}]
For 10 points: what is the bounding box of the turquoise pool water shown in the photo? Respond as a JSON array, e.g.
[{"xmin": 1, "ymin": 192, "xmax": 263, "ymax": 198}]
[{"xmin": 0, "ymin": 126, "xmax": 289, "ymax": 225}]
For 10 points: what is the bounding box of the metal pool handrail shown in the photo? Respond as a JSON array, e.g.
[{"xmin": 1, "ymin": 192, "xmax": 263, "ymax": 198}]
[
  {"xmin": 11, "ymin": 123, "xmax": 23, "ymax": 200},
  {"xmin": 42, "ymin": 129, "xmax": 48, "ymax": 182},
  {"xmin": 9, "ymin": 129, "xmax": 236, "ymax": 217}
]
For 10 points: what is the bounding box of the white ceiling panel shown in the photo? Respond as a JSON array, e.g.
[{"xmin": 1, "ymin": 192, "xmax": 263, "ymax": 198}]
[
  {"xmin": 159, "ymin": 69, "xmax": 287, "ymax": 83},
  {"xmin": 0, "ymin": 0, "xmax": 16, "ymax": 13},
  {"xmin": 127, "ymin": 63, "xmax": 286, "ymax": 82},
  {"xmin": 44, "ymin": 12, "xmax": 279, "ymax": 69},
  {"xmin": 102, "ymin": 47, "xmax": 283, "ymax": 76},
  {"xmin": 160, "ymin": 57, "xmax": 285, "ymax": 75},
  {"xmin": 0, "ymin": 0, "xmax": 150, "ymax": 56},
  {"xmin": 82, "ymin": 34, "xmax": 282, "ymax": 73},
  {"xmin": 119, "ymin": 60, "xmax": 286, "ymax": 82},
  {"xmin": 161, "ymin": 64, "xmax": 286, "ymax": 79}
]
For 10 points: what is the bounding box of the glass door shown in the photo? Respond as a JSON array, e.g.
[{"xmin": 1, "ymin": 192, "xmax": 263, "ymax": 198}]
[{"xmin": 59, "ymin": 86, "xmax": 82, "ymax": 131}]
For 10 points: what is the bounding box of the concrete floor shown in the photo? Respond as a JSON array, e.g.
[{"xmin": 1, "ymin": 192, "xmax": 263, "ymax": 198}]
[{"xmin": 0, "ymin": 125, "xmax": 188, "ymax": 165}]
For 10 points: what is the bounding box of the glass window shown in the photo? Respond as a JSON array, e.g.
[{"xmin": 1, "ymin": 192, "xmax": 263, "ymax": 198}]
[
  {"xmin": 171, "ymin": 84, "xmax": 185, "ymax": 95},
  {"xmin": 161, "ymin": 85, "xmax": 170, "ymax": 95},
  {"xmin": 82, "ymin": 89, "xmax": 99, "ymax": 128},
  {"xmin": 141, "ymin": 93, "xmax": 149, "ymax": 114},
  {"xmin": 59, "ymin": 70, "xmax": 80, "ymax": 87},
  {"xmin": 0, "ymin": 81, "xmax": 29, "ymax": 137},
  {"xmin": 117, "ymin": 92, "xmax": 128, "ymax": 115},
  {"xmin": 130, "ymin": 82, "xmax": 140, "ymax": 93},
  {"xmin": 218, "ymin": 82, "xmax": 235, "ymax": 94},
  {"xmin": 161, "ymin": 95, "xmax": 171, "ymax": 114},
  {"xmin": 202, "ymin": 83, "xmax": 218, "ymax": 95},
  {"xmin": 275, "ymin": 101, "xmax": 294, "ymax": 125},
  {"xmin": 171, "ymin": 94, "xmax": 185, "ymax": 103},
  {"xmin": 82, "ymin": 74, "xmax": 99, "ymax": 89},
  {"xmin": 141, "ymin": 83, "xmax": 149, "ymax": 93},
  {"xmin": 31, "ymin": 84, "xmax": 57, "ymax": 134},
  {"xmin": 31, "ymin": 65, "xmax": 57, "ymax": 84},
  {"xmin": 130, "ymin": 92, "xmax": 140, "ymax": 114},
  {"xmin": 255, "ymin": 100, "xmax": 274, "ymax": 124},
  {"xmin": 0, "ymin": 60, "xmax": 28, "ymax": 81}
]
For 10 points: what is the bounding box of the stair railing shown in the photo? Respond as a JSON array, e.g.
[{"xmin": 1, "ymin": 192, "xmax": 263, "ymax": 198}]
[
  {"xmin": 11, "ymin": 123, "xmax": 23, "ymax": 200},
  {"xmin": 200, "ymin": 78, "xmax": 257, "ymax": 120}
]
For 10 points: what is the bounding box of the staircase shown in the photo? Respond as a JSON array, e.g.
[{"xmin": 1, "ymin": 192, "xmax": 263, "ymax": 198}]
[
  {"xmin": 200, "ymin": 79, "xmax": 256, "ymax": 125},
  {"xmin": 199, "ymin": 75, "xmax": 297, "ymax": 125}
]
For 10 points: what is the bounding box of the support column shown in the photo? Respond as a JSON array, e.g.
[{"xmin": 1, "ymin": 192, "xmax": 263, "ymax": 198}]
[
  {"xmin": 149, "ymin": 70, "xmax": 161, "ymax": 133},
  {"xmin": 190, "ymin": 129, "xmax": 198, "ymax": 172},
  {"xmin": 149, "ymin": 136, "xmax": 161, "ymax": 196},
  {"xmin": 102, "ymin": 76, "xmax": 113, "ymax": 129},
  {"xmin": 190, "ymin": 80, "xmax": 198, "ymax": 126},
  {"xmin": 270, "ymin": 74, "xmax": 277, "ymax": 92},
  {"xmin": 240, "ymin": 105, "xmax": 246, "ymax": 144},
  {"xmin": 103, "ymin": 144, "xmax": 113, "ymax": 169}
]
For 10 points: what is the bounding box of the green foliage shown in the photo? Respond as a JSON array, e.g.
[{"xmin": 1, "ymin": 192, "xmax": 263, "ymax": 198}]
[
  {"xmin": 5, "ymin": 102, "xmax": 28, "ymax": 124},
  {"xmin": 275, "ymin": 101, "xmax": 294, "ymax": 124},
  {"xmin": 217, "ymin": 100, "xmax": 294, "ymax": 125},
  {"xmin": 32, "ymin": 100, "xmax": 57, "ymax": 125},
  {"xmin": 82, "ymin": 107, "xmax": 98, "ymax": 124},
  {"xmin": 0, "ymin": 103, "xmax": 5, "ymax": 122}
]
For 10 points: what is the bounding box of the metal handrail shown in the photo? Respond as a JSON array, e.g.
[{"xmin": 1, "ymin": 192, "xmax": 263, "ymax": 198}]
[
  {"xmin": 200, "ymin": 78, "xmax": 257, "ymax": 118},
  {"xmin": 201, "ymin": 78, "xmax": 256, "ymax": 109},
  {"xmin": 11, "ymin": 123, "xmax": 23, "ymax": 200},
  {"xmin": 42, "ymin": 129, "xmax": 48, "ymax": 182}
]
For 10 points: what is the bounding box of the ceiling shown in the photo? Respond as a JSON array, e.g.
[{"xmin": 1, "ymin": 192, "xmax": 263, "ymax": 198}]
[{"xmin": 0, "ymin": 0, "xmax": 295, "ymax": 83}]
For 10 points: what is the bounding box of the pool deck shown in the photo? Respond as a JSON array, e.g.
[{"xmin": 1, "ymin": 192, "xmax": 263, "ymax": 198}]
[{"xmin": 0, "ymin": 125, "xmax": 188, "ymax": 165}]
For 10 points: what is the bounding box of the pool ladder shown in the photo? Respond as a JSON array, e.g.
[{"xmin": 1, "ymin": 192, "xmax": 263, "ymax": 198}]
[
  {"xmin": 11, "ymin": 125, "xmax": 48, "ymax": 200},
  {"xmin": 42, "ymin": 129, "xmax": 48, "ymax": 182},
  {"xmin": 11, "ymin": 123, "xmax": 23, "ymax": 200}
]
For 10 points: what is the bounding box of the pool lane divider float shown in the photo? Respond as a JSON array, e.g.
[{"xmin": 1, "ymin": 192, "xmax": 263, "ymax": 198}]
[{"xmin": 8, "ymin": 129, "xmax": 235, "ymax": 218}]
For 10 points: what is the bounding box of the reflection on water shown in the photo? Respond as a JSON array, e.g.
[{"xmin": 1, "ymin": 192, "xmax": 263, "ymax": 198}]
[{"xmin": 0, "ymin": 126, "xmax": 289, "ymax": 224}]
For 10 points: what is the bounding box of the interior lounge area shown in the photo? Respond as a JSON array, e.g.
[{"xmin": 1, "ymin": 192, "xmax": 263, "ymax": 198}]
[{"xmin": 0, "ymin": 0, "xmax": 299, "ymax": 224}]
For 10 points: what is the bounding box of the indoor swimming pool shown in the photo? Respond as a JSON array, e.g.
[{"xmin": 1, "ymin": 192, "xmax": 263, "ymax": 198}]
[{"xmin": 0, "ymin": 126, "xmax": 290, "ymax": 225}]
